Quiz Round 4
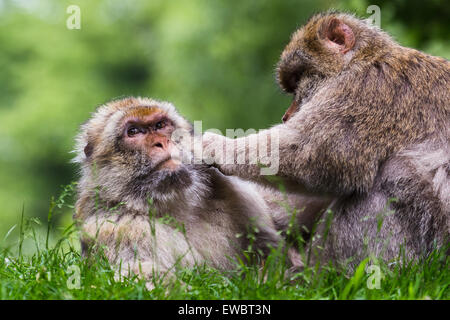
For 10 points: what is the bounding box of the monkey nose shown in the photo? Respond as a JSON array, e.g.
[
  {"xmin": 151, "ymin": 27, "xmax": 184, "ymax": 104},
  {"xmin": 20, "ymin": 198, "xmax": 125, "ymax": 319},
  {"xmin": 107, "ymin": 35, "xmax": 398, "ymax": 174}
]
[
  {"xmin": 282, "ymin": 99, "xmax": 299, "ymax": 122},
  {"xmin": 151, "ymin": 136, "xmax": 170, "ymax": 150}
]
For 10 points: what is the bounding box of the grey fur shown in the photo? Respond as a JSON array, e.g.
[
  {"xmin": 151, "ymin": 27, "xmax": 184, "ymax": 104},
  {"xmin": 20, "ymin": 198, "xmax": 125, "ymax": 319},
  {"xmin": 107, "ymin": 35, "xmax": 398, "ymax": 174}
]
[
  {"xmin": 74, "ymin": 97, "xmax": 328, "ymax": 283},
  {"xmin": 203, "ymin": 12, "xmax": 449, "ymax": 269}
]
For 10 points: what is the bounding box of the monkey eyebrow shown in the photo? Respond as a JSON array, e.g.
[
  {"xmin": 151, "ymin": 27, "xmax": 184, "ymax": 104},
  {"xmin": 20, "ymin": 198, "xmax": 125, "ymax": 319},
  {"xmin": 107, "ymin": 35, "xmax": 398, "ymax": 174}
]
[
  {"xmin": 123, "ymin": 116, "xmax": 173, "ymax": 131},
  {"xmin": 149, "ymin": 115, "xmax": 171, "ymax": 125}
]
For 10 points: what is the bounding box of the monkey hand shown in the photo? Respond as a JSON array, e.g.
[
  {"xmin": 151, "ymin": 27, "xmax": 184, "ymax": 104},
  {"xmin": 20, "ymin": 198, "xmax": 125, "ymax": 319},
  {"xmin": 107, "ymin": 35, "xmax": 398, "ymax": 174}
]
[
  {"xmin": 202, "ymin": 131, "xmax": 254, "ymax": 178},
  {"xmin": 202, "ymin": 131, "xmax": 263, "ymax": 178},
  {"xmin": 202, "ymin": 131, "xmax": 230, "ymax": 169}
]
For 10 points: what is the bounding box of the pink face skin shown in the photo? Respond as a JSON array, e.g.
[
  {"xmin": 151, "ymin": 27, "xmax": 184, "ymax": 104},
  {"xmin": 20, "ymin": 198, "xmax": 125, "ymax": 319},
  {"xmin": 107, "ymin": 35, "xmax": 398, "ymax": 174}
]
[
  {"xmin": 121, "ymin": 110, "xmax": 182, "ymax": 171},
  {"xmin": 282, "ymin": 99, "xmax": 300, "ymax": 123}
]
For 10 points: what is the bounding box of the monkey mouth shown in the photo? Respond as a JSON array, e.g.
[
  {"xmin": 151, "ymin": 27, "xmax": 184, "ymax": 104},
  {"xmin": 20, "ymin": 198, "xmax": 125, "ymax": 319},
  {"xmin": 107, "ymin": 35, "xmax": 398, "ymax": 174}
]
[{"xmin": 154, "ymin": 155, "xmax": 182, "ymax": 172}]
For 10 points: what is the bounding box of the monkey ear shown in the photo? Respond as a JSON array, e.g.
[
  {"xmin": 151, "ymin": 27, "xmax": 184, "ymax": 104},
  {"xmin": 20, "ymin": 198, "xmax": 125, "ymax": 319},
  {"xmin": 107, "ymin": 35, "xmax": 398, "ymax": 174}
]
[
  {"xmin": 323, "ymin": 18, "xmax": 355, "ymax": 54},
  {"xmin": 84, "ymin": 142, "xmax": 93, "ymax": 159}
]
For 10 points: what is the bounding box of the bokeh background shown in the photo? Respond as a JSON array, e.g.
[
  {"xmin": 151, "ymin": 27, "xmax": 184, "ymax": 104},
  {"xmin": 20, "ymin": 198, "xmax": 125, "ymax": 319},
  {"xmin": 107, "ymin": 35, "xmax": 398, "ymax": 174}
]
[{"xmin": 0, "ymin": 0, "xmax": 449, "ymax": 249}]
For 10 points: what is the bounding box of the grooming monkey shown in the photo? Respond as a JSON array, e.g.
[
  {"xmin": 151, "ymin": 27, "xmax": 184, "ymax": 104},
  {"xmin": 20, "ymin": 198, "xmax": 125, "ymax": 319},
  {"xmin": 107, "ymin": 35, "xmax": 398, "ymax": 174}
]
[
  {"xmin": 73, "ymin": 97, "xmax": 329, "ymax": 283},
  {"xmin": 203, "ymin": 12, "xmax": 449, "ymax": 268}
]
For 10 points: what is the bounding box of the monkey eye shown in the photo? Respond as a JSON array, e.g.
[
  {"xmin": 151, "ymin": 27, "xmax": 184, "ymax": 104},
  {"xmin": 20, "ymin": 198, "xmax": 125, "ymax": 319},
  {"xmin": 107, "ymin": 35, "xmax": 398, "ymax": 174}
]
[
  {"xmin": 127, "ymin": 126, "xmax": 145, "ymax": 137},
  {"xmin": 154, "ymin": 120, "xmax": 166, "ymax": 130}
]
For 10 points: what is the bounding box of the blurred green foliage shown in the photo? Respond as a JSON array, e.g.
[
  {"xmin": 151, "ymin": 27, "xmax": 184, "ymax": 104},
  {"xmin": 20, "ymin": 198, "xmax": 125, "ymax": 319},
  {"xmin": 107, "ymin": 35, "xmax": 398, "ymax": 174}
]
[{"xmin": 0, "ymin": 0, "xmax": 449, "ymax": 242}]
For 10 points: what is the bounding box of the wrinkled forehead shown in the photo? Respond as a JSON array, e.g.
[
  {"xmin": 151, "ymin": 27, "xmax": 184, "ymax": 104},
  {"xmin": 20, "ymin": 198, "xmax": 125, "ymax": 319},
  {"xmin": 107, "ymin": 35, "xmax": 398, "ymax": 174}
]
[
  {"xmin": 121, "ymin": 105, "xmax": 167, "ymax": 122},
  {"xmin": 106, "ymin": 106, "xmax": 168, "ymax": 135},
  {"xmin": 92, "ymin": 98, "xmax": 192, "ymax": 140}
]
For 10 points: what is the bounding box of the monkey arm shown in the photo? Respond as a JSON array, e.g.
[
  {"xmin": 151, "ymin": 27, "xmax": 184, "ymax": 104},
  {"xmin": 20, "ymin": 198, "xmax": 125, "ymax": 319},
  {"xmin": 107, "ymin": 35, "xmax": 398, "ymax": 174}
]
[
  {"xmin": 202, "ymin": 127, "xmax": 315, "ymax": 195},
  {"xmin": 256, "ymin": 184, "xmax": 333, "ymax": 240},
  {"xmin": 202, "ymin": 124, "xmax": 332, "ymax": 195},
  {"xmin": 202, "ymin": 100, "xmax": 379, "ymax": 196}
]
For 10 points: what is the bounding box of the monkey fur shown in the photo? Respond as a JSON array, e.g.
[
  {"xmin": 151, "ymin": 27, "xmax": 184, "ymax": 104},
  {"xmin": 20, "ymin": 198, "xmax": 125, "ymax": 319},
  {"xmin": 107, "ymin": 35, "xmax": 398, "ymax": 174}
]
[
  {"xmin": 73, "ymin": 97, "xmax": 328, "ymax": 283},
  {"xmin": 203, "ymin": 12, "xmax": 449, "ymax": 269}
]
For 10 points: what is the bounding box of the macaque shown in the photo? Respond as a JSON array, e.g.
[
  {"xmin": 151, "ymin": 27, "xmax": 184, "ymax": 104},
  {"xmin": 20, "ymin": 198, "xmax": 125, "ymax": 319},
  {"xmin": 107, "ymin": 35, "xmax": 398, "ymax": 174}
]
[
  {"xmin": 73, "ymin": 97, "xmax": 329, "ymax": 285},
  {"xmin": 203, "ymin": 12, "xmax": 449, "ymax": 269}
]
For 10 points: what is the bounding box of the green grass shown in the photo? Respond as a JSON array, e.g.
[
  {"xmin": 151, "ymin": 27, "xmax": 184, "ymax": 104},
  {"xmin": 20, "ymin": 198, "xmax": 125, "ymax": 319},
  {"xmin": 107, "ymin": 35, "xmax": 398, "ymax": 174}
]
[
  {"xmin": 0, "ymin": 234, "xmax": 448, "ymax": 300},
  {"xmin": 0, "ymin": 186, "xmax": 448, "ymax": 300}
]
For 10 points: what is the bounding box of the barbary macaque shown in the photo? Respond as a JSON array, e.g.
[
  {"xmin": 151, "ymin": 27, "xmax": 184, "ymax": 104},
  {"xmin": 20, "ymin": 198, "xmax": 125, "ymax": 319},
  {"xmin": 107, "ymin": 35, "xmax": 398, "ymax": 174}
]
[
  {"xmin": 73, "ymin": 97, "xmax": 329, "ymax": 285},
  {"xmin": 203, "ymin": 12, "xmax": 449, "ymax": 269}
]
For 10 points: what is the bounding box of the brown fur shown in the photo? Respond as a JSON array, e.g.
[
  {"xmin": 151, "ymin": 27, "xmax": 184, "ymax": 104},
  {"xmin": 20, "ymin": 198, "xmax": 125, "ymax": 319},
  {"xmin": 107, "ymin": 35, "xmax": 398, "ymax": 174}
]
[
  {"xmin": 203, "ymin": 12, "xmax": 449, "ymax": 269},
  {"xmin": 73, "ymin": 97, "xmax": 328, "ymax": 283}
]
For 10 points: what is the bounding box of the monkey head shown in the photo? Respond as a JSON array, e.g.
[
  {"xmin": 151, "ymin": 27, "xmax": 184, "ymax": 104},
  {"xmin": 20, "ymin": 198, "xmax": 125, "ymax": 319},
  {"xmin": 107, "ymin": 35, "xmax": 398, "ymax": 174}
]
[
  {"xmin": 277, "ymin": 12, "xmax": 391, "ymax": 122},
  {"xmin": 74, "ymin": 97, "xmax": 203, "ymax": 210}
]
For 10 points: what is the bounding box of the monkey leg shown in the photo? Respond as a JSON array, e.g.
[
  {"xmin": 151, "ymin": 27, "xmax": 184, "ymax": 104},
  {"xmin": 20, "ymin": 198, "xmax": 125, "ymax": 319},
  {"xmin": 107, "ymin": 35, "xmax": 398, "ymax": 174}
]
[{"xmin": 308, "ymin": 185, "xmax": 446, "ymax": 272}]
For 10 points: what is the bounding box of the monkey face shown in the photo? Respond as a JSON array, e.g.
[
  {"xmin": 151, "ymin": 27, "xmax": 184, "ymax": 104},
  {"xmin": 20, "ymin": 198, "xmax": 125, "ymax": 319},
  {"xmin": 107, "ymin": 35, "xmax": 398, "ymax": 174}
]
[
  {"xmin": 282, "ymin": 100, "xmax": 300, "ymax": 123},
  {"xmin": 281, "ymin": 73, "xmax": 325, "ymax": 122},
  {"xmin": 120, "ymin": 109, "xmax": 182, "ymax": 172},
  {"xmin": 112, "ymin": 106, "xmax": 199, "ymax": 197},
  {"xmin": 277, "ymin": 13, "xmax": 358, "ymax": 122},
  {"xmin": 75, "ymin": 97, "xmax": 198, "ymax": 203}
]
